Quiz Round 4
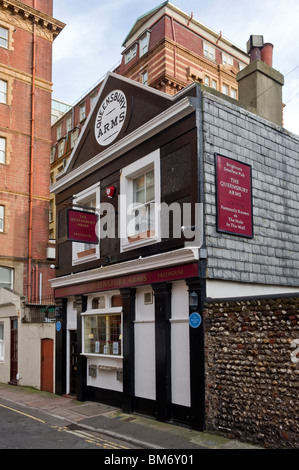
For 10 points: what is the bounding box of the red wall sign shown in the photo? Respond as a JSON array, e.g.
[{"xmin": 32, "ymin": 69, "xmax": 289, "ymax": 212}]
[
  {"xmin": 215, "ymin": 153, "xmax": 253, "ymax": 238},
  {"xmin": 67, "ymin": 209, "xmax": 98, "ymax": 244}
]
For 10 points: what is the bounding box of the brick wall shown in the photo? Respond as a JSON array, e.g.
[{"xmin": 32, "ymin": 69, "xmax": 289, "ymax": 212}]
[
  {"xmin": 203, "ymin": 90, "xmax": 299, "ymax": 287},
  {"xmin": 204, "ymin": 295, "xmax": 299, "ymax": 448}
]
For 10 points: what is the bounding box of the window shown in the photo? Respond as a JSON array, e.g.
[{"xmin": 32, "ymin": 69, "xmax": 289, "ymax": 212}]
[
  {"xmin": 83, "ymin": 313, "xmax": 122, "ymax": 356},
  {"xmin": 72, "ymin": 183, "xmax": 100, "ymax": 264},
  {"xmin": 231, "ymin": 88, "xmax": 237, "ymax": 99},
  {"xmin": 222, "ymin": 53, "xmax": 233, "ymax": 66},
  {"xmin": 50, "ymin": 147, "xmax": 55, "ymax": 163},
  {"xmin": 0, "ymin": 26, "xmax": 8, "ymax": 49},
  {"xmin": 204, "ymin": 76, "xmax": 210, "ymax": 87},
  {"xmin": 0, "ymin": 206, "xmax": 4, "ymax": 232},
  {"xmin": 0, "ymin": 323, "xmax": 4, "ymax": 361},
  {"xmin": 58, "ymin": 140, "xmax": 65, "ymax": 158},
  {"xmin": 56, "ymin": 123, "xmax": 62, "ymax": 140},
  {"xmin": 212, "ymin": 79, "xmax": 217, "ymax": 89},
  {"xmin": 0, "ymin": 266, "xmax": 13, "ymax": 289},
  {"xmin": 141, "ymin": 70, "xmax": 148, "ymax": 85},
  {"xmin": 222, "ymin": 84, "xmax": 229, "ymax": 95},
  {"xmin": 71, "ymin": 127, "xmax": 79, "ymax": 148},
  {"xmin": 124, "ymin": 43, "xmax": 137, "ymax": 64},
  {"xmin": 66, "ymin": 116, "xmax": 72, "ymax": 132},
  {"xmin": 120, "ymin": 150, "xmax": 160, "ymax": 251},
  {"xmin": 0, "ymin": 80, "xmax": 7, "ymax": 104},
  {"xmin": 203, "ymin": 42, "xmax": 215, "ymax": 61},
  {"xmin": 80, "ymin": 103, "xmax": 86, "ymax": 122},
  {"xmin": 0, "ymin": 137, "xmax": 5, "ymax": 164},
  {"xmin": 140, "ymin": 32, "xmax": 150, "ymax": 57},
  {"xmin": 90, "ymin": 93, "xmax": 98, "ymax": 110}
]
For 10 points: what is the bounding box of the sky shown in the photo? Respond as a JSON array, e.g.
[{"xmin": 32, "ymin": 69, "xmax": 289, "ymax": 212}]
[{"xmin": 52, "ymin": 0, "xmax": 299, "ymax": 135}]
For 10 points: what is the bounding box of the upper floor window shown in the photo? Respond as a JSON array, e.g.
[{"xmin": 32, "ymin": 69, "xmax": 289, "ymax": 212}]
[
  {"xmin": 140, "ymin": 32, "xmax": 150, "ymax": 57},
  {"xmin": 222, "ymin": 53, "xmax": 233, "ymax": 66},
  {"xmin": 0, "ymin": 137, "xmax": 5, "ymax": 164},
  {"xmin": 120, "ymin": 150, "xmax": 161, "ymax": 252},
  {"xmin": 0, "ymin": 26, "xmax": 8, "ymax": 49},
  {"xmin": 80, "ymin": 103, "xmax": 86, "ymax": 122},
  {"xmin": 124, "ymin": 43, "xmax": 137, "ymax": 64},
  {"xmin": 72, "ymin": 183, "xmax": 100, "ymax": 265},
  {"xmin": 222, "ymin": 84, "xmax": 229, "ymax": 95},
  {"xmin": 0, "ymin": 205, "xmax": 4, "ymax": 232},
  {"xmin": 56, "ymin": 123, "xmax": 62, "ymax": 140},
  {"xmin": 141, "ymin": 70, "xmax": 148, "ymax": 85},
  {"xmin": 66, "ymin": 116, "xmax": 72, "ymax": 132},
  {"xmin": 0, "ymin": 266, "xmax": 13, "ymax": 289},
  {"xmin": 203, "ymin": 42, "xmax": 215, "ymax": 61},
  {"xmin": 0, "ymin": 80, "xmax": 7, "ymax": 104},
  {"xmin": 71, "ymin": 127, "xmax": 79, "ymax": 149}
]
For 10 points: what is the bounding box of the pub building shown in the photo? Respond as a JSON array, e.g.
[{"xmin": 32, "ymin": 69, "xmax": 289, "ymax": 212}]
[{"xmin": 51, "ymin": 59, "xmax": 298, "ymax": 429}]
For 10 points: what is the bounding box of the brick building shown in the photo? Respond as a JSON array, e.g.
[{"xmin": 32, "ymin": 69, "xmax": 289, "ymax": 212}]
[
  {"xmin": 0, "ymin": 1, "xmax": 64, "ymax": 389},
  {"xmin": 50, "ymin": 1, "xmax": 249, "ymax": 242}
]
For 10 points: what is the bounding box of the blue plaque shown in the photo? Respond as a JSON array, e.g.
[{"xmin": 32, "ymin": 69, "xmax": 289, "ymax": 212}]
[{"xmin": 189, "ymin": 312, "xmax": 202, "ymax": 328}]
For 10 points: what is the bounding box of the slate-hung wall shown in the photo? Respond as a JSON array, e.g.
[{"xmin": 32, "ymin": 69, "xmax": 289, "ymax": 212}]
[{"xmin": 202, "ymin": 91, "xmax": 299, "ymax": 287}]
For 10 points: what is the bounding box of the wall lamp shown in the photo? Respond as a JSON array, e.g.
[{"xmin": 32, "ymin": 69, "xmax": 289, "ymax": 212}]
[{"xmin": 189, "ymin": 291, "xmax": 198, "ymax": 310}]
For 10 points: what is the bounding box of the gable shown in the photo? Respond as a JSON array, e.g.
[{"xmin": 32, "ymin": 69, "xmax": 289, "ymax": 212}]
[{"xmin": 65, "ymin": 73, "xmax": 173, "ymax": 174}]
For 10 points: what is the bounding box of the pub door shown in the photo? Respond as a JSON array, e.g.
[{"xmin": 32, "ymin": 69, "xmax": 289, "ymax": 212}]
[
  {"xmin": 9, "ymin": 318, "xmax": 18, "ymax": 385},
  {"xmin": 41, "ymin": 339, "xmax": 54, "ymax": 393},
  {"xmin": 70, "ymin": 331, "xmax": 77, "ymax": 396}
]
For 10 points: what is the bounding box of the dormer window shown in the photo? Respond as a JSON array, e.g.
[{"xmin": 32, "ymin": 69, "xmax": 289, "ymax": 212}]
[
  {"xmin": 140, "ymin": 31, "xmax": 150, "ymax": 57},
  {"xmin": 124, "ymin": 43, "xmax": 137, "ymax": 64}
]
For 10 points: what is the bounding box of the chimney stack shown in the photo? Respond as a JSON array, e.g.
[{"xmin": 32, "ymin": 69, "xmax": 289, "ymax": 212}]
[{"xmin": 237, "ymin": 35, "xmax": 284, "ymax": 126}]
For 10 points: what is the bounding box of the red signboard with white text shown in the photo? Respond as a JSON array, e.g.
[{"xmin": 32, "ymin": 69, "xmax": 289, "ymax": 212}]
[
  {"xmin": 67, "ymin": 209, "xmax": 98, "ymax": 244},
  {"xmin": 215, "ymin": 153, "xmax": 253, "ymax": 238}
]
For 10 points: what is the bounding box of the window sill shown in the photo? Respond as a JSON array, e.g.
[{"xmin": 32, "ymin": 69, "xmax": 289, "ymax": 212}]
[{"xmin": 81, "ymin": 353, "xmax": 123, "ymax": 359}]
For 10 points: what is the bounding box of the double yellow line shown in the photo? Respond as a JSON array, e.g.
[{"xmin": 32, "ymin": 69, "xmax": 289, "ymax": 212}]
[{"xmin": 0, "ymin": 403, "xmax": 46, "ymax": 423}]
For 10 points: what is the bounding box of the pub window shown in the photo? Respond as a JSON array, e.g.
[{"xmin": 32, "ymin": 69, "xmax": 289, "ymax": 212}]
[
  {"xmin": 120, "ymin": 149, "xmax": 161, "ymax": 252},
  {"xmin": 72, "ymin": 183, "xmax": 100, "ymax": 265},
  {"xmin": 83, "ymin": 313, "xmax": 122, "ymax": 356},
  {"xmin": 0, "ymin": 26, "xmax": 8, "ymax": 49},
  {"xmin": 0, "ymin": 137, "xmax": 6, "ymax": 164},
  {"xmin": 0, "ymin": 80, "xmax": 7, "ymax": 104}
]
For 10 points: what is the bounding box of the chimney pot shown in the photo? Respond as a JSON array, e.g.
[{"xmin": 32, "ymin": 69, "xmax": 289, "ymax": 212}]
[{"xmin": 261, "ymin": 43, "xmax": 274, "ymax": 67}]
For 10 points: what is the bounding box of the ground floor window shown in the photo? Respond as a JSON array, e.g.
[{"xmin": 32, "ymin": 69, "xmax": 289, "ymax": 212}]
[{"xmin": 83, "ymin": 313, "xmax": 122, "ymax": 356}]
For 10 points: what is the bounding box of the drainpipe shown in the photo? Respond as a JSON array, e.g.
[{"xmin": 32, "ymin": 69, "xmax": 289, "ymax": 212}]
[{"xmin": 28, "ymin": 7, "xmax": 37, "ymax": 301}]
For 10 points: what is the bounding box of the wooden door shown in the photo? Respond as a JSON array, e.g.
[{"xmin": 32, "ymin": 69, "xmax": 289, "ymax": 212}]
[
  {"xmin": 41, "ymin": 339, "xmax": 54, "ymax": 393},
  {"xmin": 9, "ymin": 318, "xmax": 18, "ymax": 385}
]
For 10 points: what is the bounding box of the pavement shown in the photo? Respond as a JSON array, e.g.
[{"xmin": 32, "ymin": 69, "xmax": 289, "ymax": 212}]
[{"xmin": 0, "ymin": 383, "xmax": 262, "ymax": 450}]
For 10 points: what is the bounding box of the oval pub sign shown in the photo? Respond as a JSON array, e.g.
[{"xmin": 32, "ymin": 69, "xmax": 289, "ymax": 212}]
[{"xmin": 95, "ymin": 90, "xmax": 127, "ymax": 147}]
